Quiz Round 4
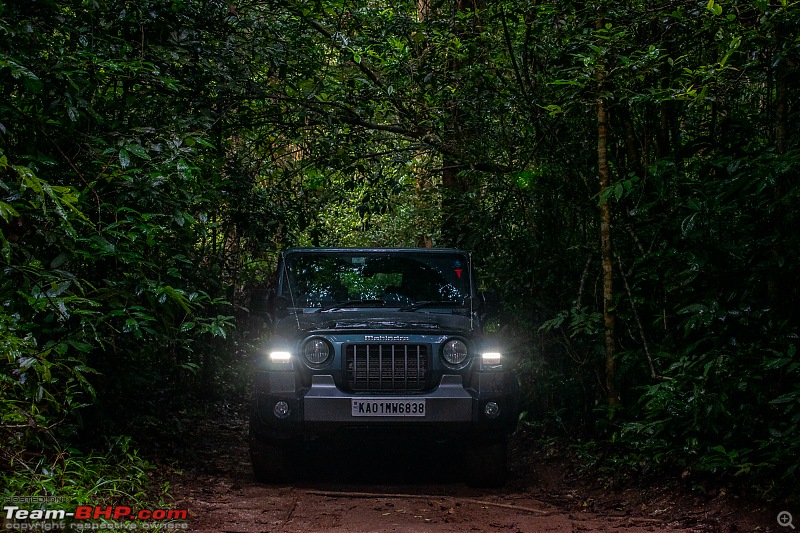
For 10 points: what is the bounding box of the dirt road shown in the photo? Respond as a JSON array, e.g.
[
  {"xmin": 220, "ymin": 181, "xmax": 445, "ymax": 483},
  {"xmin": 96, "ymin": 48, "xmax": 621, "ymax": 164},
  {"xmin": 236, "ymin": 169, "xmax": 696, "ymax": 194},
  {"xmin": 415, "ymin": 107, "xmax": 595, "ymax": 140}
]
[
  {"xmin": 167, "ymin": 403, "xmax": 774, "ymax": 532},
  {"xmin": 175, "ymin": 478, "xmax": 668, "ymax": 532}
]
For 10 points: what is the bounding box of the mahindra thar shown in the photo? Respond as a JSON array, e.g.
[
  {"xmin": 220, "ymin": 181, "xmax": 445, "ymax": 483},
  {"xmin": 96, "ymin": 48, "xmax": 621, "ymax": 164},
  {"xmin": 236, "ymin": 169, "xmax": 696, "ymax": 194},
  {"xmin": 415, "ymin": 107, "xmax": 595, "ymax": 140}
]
[{"xmin": 249, "ymin": 248, "xmax": 519, "ymax": 486}]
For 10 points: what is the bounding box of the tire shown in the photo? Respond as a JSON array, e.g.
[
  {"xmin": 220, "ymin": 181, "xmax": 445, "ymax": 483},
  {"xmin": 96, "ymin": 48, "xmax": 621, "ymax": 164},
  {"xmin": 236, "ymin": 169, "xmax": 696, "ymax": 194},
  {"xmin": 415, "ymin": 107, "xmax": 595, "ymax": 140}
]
[
  {"xmin": 465, "ymin": 438, "xmax": 508, "ymax": 488},
  {"xmin": 249, "ymin": 436, "xmax": 297, "ymax": 484}
]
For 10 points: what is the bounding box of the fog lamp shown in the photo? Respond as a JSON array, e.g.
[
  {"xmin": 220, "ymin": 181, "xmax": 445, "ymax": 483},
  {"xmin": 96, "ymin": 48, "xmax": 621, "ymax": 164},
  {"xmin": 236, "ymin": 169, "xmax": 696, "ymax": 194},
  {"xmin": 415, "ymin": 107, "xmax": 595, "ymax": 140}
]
[
  {"xmin": 273, "ymin": 401, "xmax": 290, "ymax": 419},
  {"xmin": 484, "ymin": 401, "xmax": 500, "ymax": 419}
]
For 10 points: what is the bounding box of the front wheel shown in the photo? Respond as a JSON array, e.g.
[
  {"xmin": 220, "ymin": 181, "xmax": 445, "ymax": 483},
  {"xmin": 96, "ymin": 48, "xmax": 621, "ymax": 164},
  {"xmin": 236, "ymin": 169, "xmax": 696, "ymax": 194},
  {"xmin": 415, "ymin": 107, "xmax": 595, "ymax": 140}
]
[
  {"xmin": 249, "ymin": 437, "xmax": 298, "ymax": 484},
  {"xmin": 465, "ymin": 438, "xmax": 508, "ymax": 487}
]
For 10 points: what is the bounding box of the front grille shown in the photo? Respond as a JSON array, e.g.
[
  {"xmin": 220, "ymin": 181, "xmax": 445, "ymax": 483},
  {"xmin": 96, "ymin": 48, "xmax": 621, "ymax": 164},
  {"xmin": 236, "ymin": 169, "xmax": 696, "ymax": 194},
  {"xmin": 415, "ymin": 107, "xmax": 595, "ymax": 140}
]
[{"xmin": 345, "ymin": 343, "xmax": 429, "ymax": 391}]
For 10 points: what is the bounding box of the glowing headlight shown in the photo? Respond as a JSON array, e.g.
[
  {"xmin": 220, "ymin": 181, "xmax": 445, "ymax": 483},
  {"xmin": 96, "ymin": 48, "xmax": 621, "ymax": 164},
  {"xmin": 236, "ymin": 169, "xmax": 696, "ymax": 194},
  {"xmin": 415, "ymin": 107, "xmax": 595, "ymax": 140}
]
[
  {"xmin": 480, "ymin": 352, "xmax": 503, "ymax": 370},
  {"xmin": 442, "ymin": 339, "xmax": 469, "ymax": 366},
  {"xmin": 269, "ymin": 351, "xmax": 292, "ymax": 363},
  {"xmin": 303, "ymin": 338, "xmax": 331, "ymax": 365}
]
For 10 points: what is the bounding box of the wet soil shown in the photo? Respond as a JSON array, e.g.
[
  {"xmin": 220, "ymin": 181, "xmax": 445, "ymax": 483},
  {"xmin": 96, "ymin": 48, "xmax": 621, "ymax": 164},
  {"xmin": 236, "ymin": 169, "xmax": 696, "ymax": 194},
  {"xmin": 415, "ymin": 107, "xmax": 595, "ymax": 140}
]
[{"xmin": 164, "ymin": 401, "xmax": 779, "ymax": 532}]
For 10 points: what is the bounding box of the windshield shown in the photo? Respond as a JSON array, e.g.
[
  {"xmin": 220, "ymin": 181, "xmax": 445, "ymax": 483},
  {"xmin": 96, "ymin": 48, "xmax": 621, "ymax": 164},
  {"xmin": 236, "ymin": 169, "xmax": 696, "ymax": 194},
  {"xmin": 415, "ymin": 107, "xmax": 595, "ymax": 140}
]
[{"xmin": 282, "ymin": 251, "xmax": 472, "ymax": 310}]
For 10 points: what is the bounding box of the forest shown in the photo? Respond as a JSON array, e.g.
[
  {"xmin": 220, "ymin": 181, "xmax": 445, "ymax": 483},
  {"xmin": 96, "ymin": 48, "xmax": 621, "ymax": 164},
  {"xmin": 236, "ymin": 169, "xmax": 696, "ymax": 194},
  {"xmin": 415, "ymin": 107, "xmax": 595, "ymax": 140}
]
[{"xmin": 1, "ymin": 0, "xmax": 799, "ymax": 509}]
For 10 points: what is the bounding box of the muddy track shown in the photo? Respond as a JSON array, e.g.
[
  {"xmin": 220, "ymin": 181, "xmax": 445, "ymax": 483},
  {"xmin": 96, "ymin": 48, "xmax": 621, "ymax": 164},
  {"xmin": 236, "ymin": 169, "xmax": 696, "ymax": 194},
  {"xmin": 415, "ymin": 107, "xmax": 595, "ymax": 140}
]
[{"xmin": 167, "ymin": 402, "xmax": 773, "ymax": 532}]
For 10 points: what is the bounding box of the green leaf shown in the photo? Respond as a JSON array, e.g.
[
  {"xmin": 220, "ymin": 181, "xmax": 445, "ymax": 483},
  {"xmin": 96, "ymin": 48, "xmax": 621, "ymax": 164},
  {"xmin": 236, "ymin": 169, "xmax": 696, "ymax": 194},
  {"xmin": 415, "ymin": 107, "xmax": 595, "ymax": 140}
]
[
  {"xmin": 706, "ymin": 0, "xmax": 723, "ymax": 15},
  {"xmin": 770, "ymin": 394, "xmax": 798, "ymax": 405},
  {"xmin": 50, "ymin": 253, "xmax": 68, "ymax": 269},
  {"xmin": 0, "ymin": 201, "xmax": 20, "ymax": 223},
  {"xmin": 541, "ymin": 104, "xmax": 563, "ymax": 117},
  {"xmin": 67, "ymin": 342, "xmax": 93, "ymax": 353},
  {"xmin": 119, "ymin": 148, "xmax": 131, "ymax": 168},
  {"xmin": 125, "ymin": 144, "xmax": 151, "ymax": 160}
]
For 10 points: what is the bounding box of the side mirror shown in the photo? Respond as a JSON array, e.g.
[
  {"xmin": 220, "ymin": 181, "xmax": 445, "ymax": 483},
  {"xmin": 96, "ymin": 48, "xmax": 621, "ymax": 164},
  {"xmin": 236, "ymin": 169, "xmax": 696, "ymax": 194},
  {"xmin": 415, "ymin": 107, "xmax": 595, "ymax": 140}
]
[{"xmin": 272, "ymin": 293, "xmax": 290, "ymax": 309}]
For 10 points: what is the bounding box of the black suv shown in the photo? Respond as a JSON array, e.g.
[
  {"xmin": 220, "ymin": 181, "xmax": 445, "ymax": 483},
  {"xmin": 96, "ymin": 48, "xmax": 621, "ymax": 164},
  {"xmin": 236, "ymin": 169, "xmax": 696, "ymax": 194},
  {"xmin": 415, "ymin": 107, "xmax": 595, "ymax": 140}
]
[{"xmin": 249, "ymin": 248, "xmax": 519, "ymax": 486}]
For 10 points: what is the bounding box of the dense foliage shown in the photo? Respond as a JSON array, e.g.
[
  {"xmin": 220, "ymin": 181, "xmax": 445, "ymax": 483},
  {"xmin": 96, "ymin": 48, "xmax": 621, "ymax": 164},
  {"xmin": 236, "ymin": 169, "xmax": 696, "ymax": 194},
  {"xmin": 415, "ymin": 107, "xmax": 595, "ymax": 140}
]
[{"xmin": 2, "ymin": 0, "xmax": 798, "ymax": 501}]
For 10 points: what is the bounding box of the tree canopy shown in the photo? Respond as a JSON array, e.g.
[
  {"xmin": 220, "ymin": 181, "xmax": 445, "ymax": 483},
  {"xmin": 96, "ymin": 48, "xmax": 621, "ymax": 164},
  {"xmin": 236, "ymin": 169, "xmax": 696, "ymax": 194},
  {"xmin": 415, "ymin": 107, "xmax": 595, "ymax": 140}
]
[{"xmin": 2, "ymin": 0, "xmax": 799, "ymax": 500}]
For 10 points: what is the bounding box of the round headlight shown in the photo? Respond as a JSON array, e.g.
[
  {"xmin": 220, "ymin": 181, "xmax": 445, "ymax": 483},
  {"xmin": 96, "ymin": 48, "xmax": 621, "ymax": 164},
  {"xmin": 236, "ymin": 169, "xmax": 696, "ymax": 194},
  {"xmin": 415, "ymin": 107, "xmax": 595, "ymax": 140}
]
[
  {"xmin": 303, "ymin": 338, "xmax": 331, "ymax": 365},
  {"xmin": 442, "ymin": 339, "xmax": 469, "ymax": 366}
]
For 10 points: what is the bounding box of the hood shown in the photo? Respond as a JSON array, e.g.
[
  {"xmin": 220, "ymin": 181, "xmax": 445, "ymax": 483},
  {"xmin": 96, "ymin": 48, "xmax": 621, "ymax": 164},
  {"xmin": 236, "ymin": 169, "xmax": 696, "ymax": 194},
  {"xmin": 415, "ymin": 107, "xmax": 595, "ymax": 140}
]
[{"xmin": 275, "ymin": 310, "xmax": 474, "ymax": 338}]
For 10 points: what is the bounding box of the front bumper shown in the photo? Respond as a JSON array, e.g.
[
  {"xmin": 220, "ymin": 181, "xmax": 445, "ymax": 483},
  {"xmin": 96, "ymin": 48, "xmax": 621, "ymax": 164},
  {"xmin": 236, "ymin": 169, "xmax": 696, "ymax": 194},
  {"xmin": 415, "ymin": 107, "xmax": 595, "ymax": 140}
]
[{"xmin": 251, "ymin": 371, "xmax": 519, "ymax": 441}]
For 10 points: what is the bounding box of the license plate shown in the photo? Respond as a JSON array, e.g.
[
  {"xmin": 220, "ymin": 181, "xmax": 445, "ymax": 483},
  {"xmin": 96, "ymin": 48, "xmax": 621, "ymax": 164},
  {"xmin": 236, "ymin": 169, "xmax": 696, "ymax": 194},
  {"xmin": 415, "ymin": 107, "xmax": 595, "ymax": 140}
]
[{"xmin": 351, "ymin": 399, "xmax": 426, "ymax": 417}]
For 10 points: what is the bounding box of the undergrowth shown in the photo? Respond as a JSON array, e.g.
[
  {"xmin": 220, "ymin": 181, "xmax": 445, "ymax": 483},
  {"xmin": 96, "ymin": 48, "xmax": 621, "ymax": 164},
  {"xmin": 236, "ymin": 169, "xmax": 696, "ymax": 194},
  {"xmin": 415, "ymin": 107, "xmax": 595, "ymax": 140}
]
[{"xmin": 0, "ymin": 435, "xmax": 166, "ymax": 506}]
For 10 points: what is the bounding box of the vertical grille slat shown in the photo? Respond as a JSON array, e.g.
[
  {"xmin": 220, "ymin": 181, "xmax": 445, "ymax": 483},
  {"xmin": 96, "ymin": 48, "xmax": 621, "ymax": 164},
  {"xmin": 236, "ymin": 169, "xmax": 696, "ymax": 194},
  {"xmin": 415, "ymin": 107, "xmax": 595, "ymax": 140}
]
[
  {"xmin": 417, "ymin": 346, "xmax": 421, "ymax": 386},
  {"xmin": 403, "ymin": 345, "xmax": 408, "ymax": 389},
  {"xmin": 345, "ymin": 343, "xmax": 428, "ymax": 392}
]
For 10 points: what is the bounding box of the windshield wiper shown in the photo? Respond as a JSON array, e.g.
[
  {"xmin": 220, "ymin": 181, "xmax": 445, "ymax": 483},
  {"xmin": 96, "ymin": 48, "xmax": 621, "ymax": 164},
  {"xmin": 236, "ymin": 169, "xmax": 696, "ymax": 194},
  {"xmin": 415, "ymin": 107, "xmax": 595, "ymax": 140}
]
[
  {"xmin": 399, "ymin": 300, "xmax": 464, "ymax": 312},
  {"xmin": 317, "ymin": 299, "xmax": 386, "ymax": 313}
]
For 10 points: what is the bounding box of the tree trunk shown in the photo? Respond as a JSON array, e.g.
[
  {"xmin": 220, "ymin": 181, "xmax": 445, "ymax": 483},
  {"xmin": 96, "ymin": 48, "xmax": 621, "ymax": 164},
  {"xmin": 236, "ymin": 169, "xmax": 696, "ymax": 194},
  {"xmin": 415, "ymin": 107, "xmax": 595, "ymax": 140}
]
[
  {"xmin": 620, "ymin": 104, "xmax": 642, "ymax": 178},
  {"xmin": 598, "ymin": 96, "xmax": 618, "ymax": 412},
  {"xmin": 769, "ymin": 65, "xmax": 789, "ymax": 311},
  {"xmin": 596, "ymin": 13, "xmax": 618, "ymax": 411},
  {"xmin": 437, "ymin": 0, "xmax": 479, "ymax": 246},
  {"xmin": 775, "ymin": 76, "xmax": 788, "ymax": 155}
]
